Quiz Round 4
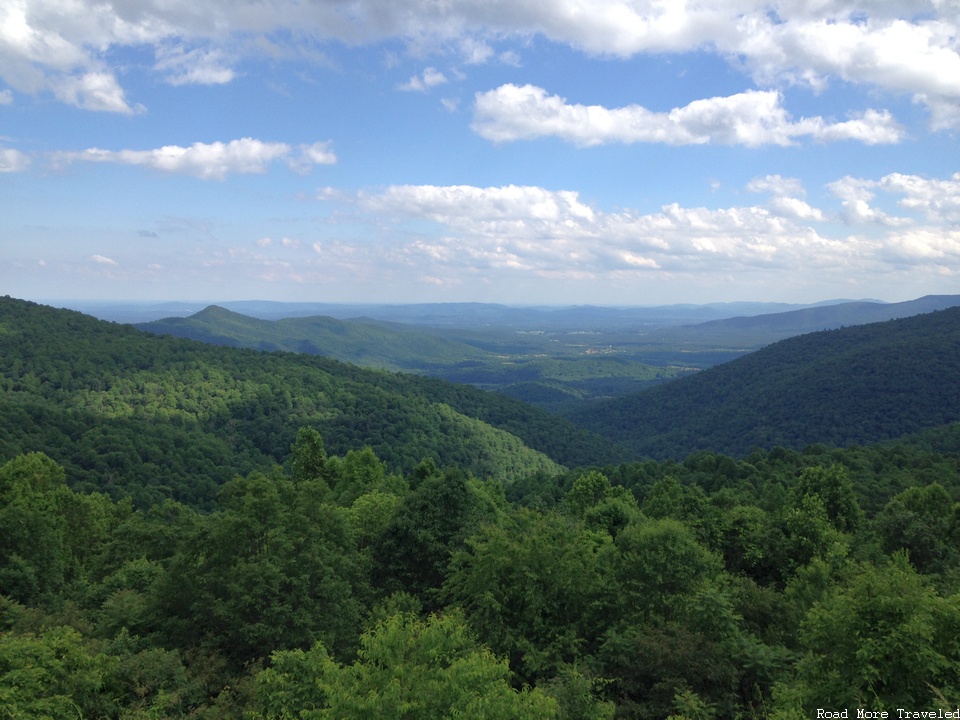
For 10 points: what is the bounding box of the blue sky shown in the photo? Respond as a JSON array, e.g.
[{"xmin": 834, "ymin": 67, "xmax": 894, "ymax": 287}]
[{"xmin": 2, "ymin": 1, "xmax": 959, "ymax": 306}]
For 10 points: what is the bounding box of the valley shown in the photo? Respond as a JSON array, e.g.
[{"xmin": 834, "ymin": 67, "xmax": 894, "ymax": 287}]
[{"xmin": 2, "ymin": 294, "xmax": 960, "ymax": 718}]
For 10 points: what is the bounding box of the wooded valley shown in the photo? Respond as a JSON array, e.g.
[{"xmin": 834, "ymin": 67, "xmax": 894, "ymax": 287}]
[{"xmin": 2, "ymin": 296, "xmax": 959, "ymax": 718}]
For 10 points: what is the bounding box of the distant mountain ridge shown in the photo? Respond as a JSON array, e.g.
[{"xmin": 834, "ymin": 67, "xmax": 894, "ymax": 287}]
[
  {"xmin": 61, "ymin": 297, "xmax": 866, "ymax": 326},
  {"xmin": 133, "ymin": 295, "xmax": 960, "ymax": 411},
  {"xmin": 660, "ymin": 294, "xmax": 960, "ymax": 347},
  {"xmin": 567, "ymin": 306, "xmax": 960, "ymax": 460},
  {"xmin": 137, "ymin": 305, "xmax": 491, "ymax": 372}
]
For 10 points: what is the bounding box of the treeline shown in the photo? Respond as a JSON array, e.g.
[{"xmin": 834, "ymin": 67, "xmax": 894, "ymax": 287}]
[
  {"xmin": 568, "ymin": 307, "xmax": 960, "ymax": 459},
  {"xmin": 3, "ymin": 430, "xmax": 960, "ymax": 718}
]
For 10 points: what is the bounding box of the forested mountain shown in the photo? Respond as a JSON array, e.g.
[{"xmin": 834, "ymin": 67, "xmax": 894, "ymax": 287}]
[
  {"xmin": 3, "ymin": 295, "xmax": 960, "ymax": 718},
  {"xmin": 568, "ymin": 307, "xmax": 960, "ymax": 460},
  {"xmin": 136, "ymin": 305, "xmax": 493, "ymax": 372},
  {"xmin": 0, "ymin": 297, "xmax": 626, "ymax": 507},
  {"xmin": 136, "ymin": 305, "xmax": 691, "ymax": 408},
  {"xmin": 657, "ymin": 293, "xmax": 960, "ymax": 348}
]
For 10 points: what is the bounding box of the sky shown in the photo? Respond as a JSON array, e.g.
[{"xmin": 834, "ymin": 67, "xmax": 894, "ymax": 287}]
[{"xmin": 2, "ymin": 0, "xmax": 959, "ymax": 307}]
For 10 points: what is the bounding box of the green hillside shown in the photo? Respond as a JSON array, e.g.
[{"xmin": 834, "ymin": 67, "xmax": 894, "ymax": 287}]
[
  {"xmin": 0, "ymin": 298, "xmax": 628, "ymax": 506},
  {"xmin": 3, "ymin": 297, "xmax": 960, "ymax": 719},
  {"xmin": 138, "ymin": 305, "xmax": 689, "ymax": 407},
  {"xmin": 655, "ymin": 294, "xmax": 960, "ymax": 349},
  {"xmin": 137, "ymin": 305, "xmax": 492, "ymax": 371},
  {"xmin": 567, "ymin": 307, "xmax": 960, "ymax": 460}
]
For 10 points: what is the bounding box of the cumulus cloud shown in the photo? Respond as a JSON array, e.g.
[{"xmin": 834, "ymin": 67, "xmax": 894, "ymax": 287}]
[
  {"xmin": 748, "ymin": 175, "xmax": 825, "ymax": 221},
  {"xmin": 347, "ymin": 183, "xmax": 824, "ymax": 276},
  {"xmin": 878, "ymin": 172, "xmax": 960, "ymax": 224},
  {"xmin": 315, "ymin": 175, "xmax": 960, "ymax": 283},
  {"xmin": 472, "ymin": 84, "xmax": 904, "ymax": 146},
  {"xmin": 91, "ymin": 254, "xmax": 117, "ymax": 265},
  {"xmin": 736, "ymin": 15, "xmax": 960, "ymax": 126},
  {"xmin": 829, "ymin": 172, "xmax": 960, "ymax": 226},
  {"xmin": 398, "ymin": 67, "xmax": 448, "ymax": 92},
  {"xmin": 51, "ymin": 71, "xmax": 141, "ymax": 114},
  {"xmin": 155, "ymin": 45, "xmax": 235, "ymax": 86},
  {"xmin": 2, "ymin": 0, "xmax": 957, "ymax": 124},
  {"xmin": 53, "ymin": 137, "xmax": 336, "ymax": 179},
  {"xmin": 828, "ymin": 176, "xmax": 913, "ymax": 226},
  {"xmin": 0, "ymin": 147, "xmax": 30, "ymax": 172}
]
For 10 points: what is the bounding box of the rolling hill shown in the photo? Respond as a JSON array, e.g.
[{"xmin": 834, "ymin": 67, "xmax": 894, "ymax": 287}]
[
  {"xmin": 137, "ymin": 305, "xmax": 491, "ymax": 372},
  {"xmin": 136, "ymin": 305, "xmax": 691, "ymax": 407},
  {"xmin": 0, "ymin": 297, "xmax": 628, "ymax": 507},
  {"xmin": 655, "ymin": 294, "xmax": 960, "ymax": 349},
  {"xmin": 567, "ymin": 307, "xmax": 960, "ymax": 460}
]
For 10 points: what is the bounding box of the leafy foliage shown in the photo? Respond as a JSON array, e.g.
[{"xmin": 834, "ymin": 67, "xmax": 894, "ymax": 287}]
[
  {"xmin": 0, "ymin": 297, "xmax": 627, "ymax": 506},
  {"xmin": 569, "ymin": 308, "xmax": 960, "ymax": 460},
  {"xmin": 3, "ymin": 297, "xmax": 960, "ymax": 718},
  {"xmin": 251, "ymin": 611, "xmax": 560, "ymax": 719}
]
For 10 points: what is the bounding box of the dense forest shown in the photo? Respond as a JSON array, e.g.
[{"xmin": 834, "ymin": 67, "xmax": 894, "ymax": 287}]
[
  {"xmin": 136, "ymin": 305, "xmax": 692, "ymax": 409},
  {"xmin": 569, "ymin": 307, "xmax": 960, "ymax": 459},
  {"xmin": 2, "ymin": 297, "xmax": 960, "ymax": 718},
  {"xmin": 0, "ymin": 297, "xmax": 628, "ymax": 508}
]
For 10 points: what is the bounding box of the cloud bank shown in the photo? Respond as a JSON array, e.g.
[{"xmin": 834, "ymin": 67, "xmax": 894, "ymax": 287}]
[
  {"xmin": 301, "ymin": 172, "xmax": 960, "ymax": 287},
  {"xmin": 1, "ymin": 0, "xmax": 958, "ymax": 125},
  {"xmin": 472, "ymin": 84, "xmax": 904, "ymax": 146}
]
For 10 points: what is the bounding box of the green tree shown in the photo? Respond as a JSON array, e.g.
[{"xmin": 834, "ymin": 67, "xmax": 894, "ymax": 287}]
[
  {"xmin": 775, "ymin": 554, "xmax": 960, "ymax": 713},
  {"xmin": 565, "ymin": 470, "xmax": 641, "ymax": 538},
  {"xmin": 792, "ymin": 466, "xmax": 863, "ymax": 534},
  {"xmin": 444, "ymin": 507, "xmax": 613, "ymax": 684},
  {"xmin": 289, "ymin": 427, "xmax": 328, "ymax": 484},
  {"xmin": 0, "ymin": 624, "xmax": 111, "ymax": 720},
  {"xmin": 876, "ymin": 483, "xmax": 957, "ymax": 573},
  {"xmin": 612, "ymin": 517, "xmax": 723, "ymax": 621},
  {"xmin": 250, "ymin": 611, "xmax": 559, "ymax": 719},
  {"xmin": 0, "ymin": 453, "xmax": 70, "ymax": 605},
  {"xmin": 156, "ymin": 470, "xmax": 366, "ymax": 666},
  {"xmin": 371, "ymin": 466, "xmax": 481, "ymax": 607}
]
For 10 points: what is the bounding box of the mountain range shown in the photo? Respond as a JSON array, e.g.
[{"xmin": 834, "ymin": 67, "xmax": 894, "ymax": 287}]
[
  {"xmin": 567, "ymin": 305, "xmax": 960, "ymax": 459},
  {"xmin": 4, "ymin": 294, "xmax": 959, "ymax": 495}
]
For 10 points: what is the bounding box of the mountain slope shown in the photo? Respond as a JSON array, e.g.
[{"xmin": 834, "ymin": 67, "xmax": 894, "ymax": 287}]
[
  {"xmin": 0, "ymin": 298, "xmax": 627, "ymax": 506},
  {"xmin": 567, "ymin": 307, "xmax": 960, "ymax": 460},
  {"xmin": 137, "ymin": 305, "xmax": 492, "ymax": 371},
  {"xmin": 136, "ymin": 305, "xmax": 691, "ymax": 407},
  {"xmin": 657, "ymin": 294, "xmax": 960, "ymax": 349}
]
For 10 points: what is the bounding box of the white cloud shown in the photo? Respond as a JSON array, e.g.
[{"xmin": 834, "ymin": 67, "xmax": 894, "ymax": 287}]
[
  {"xmin": 297, "ymin": 141, "xmax": 337, "ymax": 165},
  {"xmin": 735, "ymin": 15, "xmax": 960, "ymax": 126},
  {"xmin": 828, "ymin": 176, "xmax": 913, "ymax": 226},
  {"xmin": 155, "ymin": 45, "xmax": 235, "ymax": 86},
  {"xmin": 91, "ymin": 254, "xmax": 117, "ymax": 265},
  {"xmin": 321, "ymin": 175, "xmax": 960, "ymax": 284},
  {"xmin": 0, "ymin": 0, "xmax": 142, "ymax": 113},
  {"xmin": 0, "ymin": 89, "xmax": 12, "ymax": 104},
  {"xmin": 51, "ymin": 71, "xmax": 141, "ymax": 114},
  {"xmin": 747, "ymin": 175, "xmax": 807, "ymax": 198},
  {"xmin": 398, "ymin": 67, "xmax": 448, "ymax": 92},
  {"xmin": 748, "ymin": 175, "xmax": 825, "ymax": 221},
  {"xmin": 878, "ymin": 172, "xmax": 960, "ymax": 223},
  {"xmin": 53, "ymin": 137, "xmax": 335, "ymax": 179},
  {"xmin": 0, "ymin": 147, "xmax": 30, "ymax": 172},
  {"xmin": 460, "ymin": 37, "xmax": 494, "ymax": 64},
  {"xmin": 473, "ymin": 84, "xmax": 904, "ymax": 147},
  {"xmin": 2, "ymin": 1, "xmax": 958, "ymax": 123}
]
